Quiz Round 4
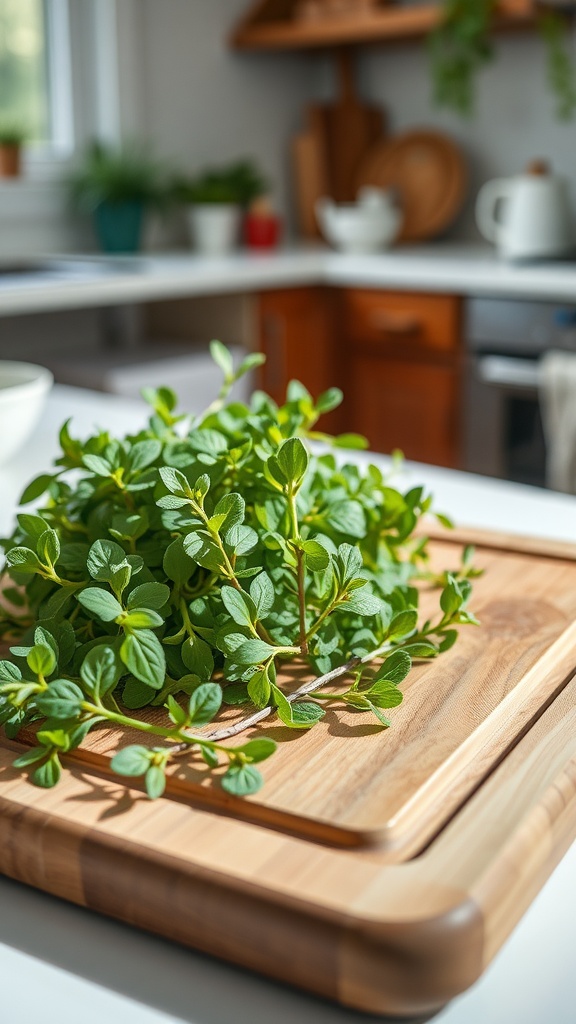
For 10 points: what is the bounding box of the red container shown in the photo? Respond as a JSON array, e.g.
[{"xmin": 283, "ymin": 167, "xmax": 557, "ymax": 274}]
[{"xmin": 244, "ymin": 212, "xmax": 282, "ymax": 250}]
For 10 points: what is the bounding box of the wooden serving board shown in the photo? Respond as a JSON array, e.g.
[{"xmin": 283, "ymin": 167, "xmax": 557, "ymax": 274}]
[
  {"xmin": 356, "ymin": 129, "xmax": 467, "ymax": 241},
  {"xmin": 1, "ymin": 527, "xmax": 576, "ymax": 1016}
]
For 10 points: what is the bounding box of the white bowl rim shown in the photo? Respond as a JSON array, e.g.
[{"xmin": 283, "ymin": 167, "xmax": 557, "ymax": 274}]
[{"xmin": 0, "ymin": 360, "xmax": 54, "ymax": 393}]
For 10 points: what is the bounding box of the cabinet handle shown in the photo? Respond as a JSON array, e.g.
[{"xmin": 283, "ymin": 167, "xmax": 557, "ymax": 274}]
[{"xmin": 370, "ymin": 310, "xmax": 422, "ymax": 335}]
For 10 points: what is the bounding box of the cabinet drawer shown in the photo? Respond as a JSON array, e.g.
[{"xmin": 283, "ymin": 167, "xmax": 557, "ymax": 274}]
[{"xmin": 343, "ymin": 290, "xmax": 461, "ymax": 357}]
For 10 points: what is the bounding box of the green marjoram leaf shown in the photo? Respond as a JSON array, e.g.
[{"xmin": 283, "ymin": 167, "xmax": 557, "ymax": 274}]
[{"xmin": 0, "ymin": 341, "xmax": 477, "ymax": 799}]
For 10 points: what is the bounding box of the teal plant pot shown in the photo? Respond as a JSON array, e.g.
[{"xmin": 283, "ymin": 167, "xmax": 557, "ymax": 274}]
[{"xmin": 93, "ymin": 201, "xmax": 144, "ymax": 253}]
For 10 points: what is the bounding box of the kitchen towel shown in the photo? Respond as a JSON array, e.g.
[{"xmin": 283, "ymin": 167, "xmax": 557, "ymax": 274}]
[{"xmin": 539, "ymin": 349, "xmax": 576, "ymax": 493}]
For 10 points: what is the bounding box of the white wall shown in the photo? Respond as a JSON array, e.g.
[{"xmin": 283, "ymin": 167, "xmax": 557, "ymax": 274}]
[
  {"xmin": 136, "ymin": 9, "xmax": 576, "ymax": 242},
  {"xmin": 137, "ymin": 0, "xmax": 317, "ymax": 237},
  {"xmin": 4, "ymin": 7, "xmax": 576, "ymax": 255},
  {"xmin": 0, "ymin": 0, "xmax": 316, "ymax": 255},
  {"xmin": 351, "ymin": 31, "xmax": 576, "ymax": 239}
]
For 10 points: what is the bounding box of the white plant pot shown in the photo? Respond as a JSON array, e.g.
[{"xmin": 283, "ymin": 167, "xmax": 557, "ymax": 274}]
[{"xmin": 186, "ymin": 204, "xmax": 241, "ymax": 256}]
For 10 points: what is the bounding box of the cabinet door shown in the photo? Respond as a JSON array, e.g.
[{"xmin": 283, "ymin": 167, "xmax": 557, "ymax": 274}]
[
  {"xmin": 256, "ymin": 288, "xmax": 341, "ymax": 428},
  {"xmin": 349, "ymin": 355, "xmax": 460, "ymax": 467}
]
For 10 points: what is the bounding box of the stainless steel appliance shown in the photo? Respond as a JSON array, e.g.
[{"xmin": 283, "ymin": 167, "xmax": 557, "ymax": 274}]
[{"xmin": 464, "ymin": 297, "xmax": 576, "ymax": 488}]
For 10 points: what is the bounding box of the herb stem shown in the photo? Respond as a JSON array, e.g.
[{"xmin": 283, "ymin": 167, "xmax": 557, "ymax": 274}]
[
  {"xmin": 170, "ymin": 653, "xmax": 364, "ymax": 749},
  {"xmin": 305, "ymin": 591, "xmax": 343, "ymax": 643},
  {"xmin": 83, "ymin": 700, "xmax": 234, "ymax": 757},
  {"xmin": 288, "ymin": 491, "xmax": 308, "ymax": 655},
  {"xmin": 83, "ymin": 701, "xmax": 179, "ymax": 739},
  {"xmin": 296, "ymin": 547, "xmax": 308, "ymax": 655},
  {"xmin": 196, "ymin": 377, "xmax": 233, "ymax": 425},
  {"xmin": 191, "ymin": 499, "xmax": 276, "ymax": 646},
  {"xmin": 171, "ymin": 636, "xmax": 406, "ymax": 749},
  {"xmin": 179, "ymin": 598, "xmax": 199, "ymax": 640}
]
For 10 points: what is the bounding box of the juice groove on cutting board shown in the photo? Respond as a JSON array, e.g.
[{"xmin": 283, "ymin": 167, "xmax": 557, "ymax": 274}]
[{"xmin": 13, "ymin": 530, "xmax": 576, "ymax": 856}]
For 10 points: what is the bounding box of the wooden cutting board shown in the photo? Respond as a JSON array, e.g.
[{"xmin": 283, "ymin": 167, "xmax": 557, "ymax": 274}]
[
  {"xmin": 356, "ymin": 128, "xmax": 467, "ymax": 241},
  {"xmin": 292, "ymin": 103, "xmax": 331, "ymax": 238},
  {"xmin": 323, "ymin": 50, "xmax": 385, "ymax": 202},
  {"xmin": 292, "ymin": 51, "xmax": 385, "ymax": 235},
  {"xmin": 1, "ymin": 526, "xmax": 576, "ymax": 1016}
]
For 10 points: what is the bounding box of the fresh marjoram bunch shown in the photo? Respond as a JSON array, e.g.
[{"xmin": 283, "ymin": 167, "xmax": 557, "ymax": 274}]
[{"xmin": 0, "ymin": 343, "xmax": 478, "ymax": 799}]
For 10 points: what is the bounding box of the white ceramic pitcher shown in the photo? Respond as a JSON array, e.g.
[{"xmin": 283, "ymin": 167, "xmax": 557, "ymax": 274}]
[{"xmin": 475, "ymin": 161, "xmax": 574, "ymax": 261}]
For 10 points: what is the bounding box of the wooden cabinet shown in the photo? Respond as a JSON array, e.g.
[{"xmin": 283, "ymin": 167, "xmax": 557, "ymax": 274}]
[
  {"xmin": 348, "ymin": 356, "xmax": 460, "ymax": 467},
  {"xmin": 342, "ymin": 290, "xmax": 459, "ymax": 356},
  {"xmin": 342, "ymin": 289, "xmax": 462, "ymax": 467},
  {"xmin": 255, "ymin": 285, "xmax": 462, "ymax": 467},
  {"xmin": 256, "ymin": 286, "xmax": 342, "ymax": 431}
]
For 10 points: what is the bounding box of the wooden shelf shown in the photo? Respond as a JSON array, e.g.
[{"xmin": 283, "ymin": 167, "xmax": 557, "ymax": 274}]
[{"xmin": 231, "ymin": 0, "xmax": 537, "ymax": 52}]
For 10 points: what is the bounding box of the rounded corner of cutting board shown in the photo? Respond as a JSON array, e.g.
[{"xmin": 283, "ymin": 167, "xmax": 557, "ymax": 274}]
[
  {"xmin": 337, "ymin": 890, "xmax": 486, "ymax": 1016},
  {"xmin": 1, "ymin": 655, "xmax": 576, "ymax": 1017}
]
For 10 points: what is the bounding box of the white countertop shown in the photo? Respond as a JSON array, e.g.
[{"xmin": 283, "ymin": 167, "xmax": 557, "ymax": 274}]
[
  {"xmin": 2, "ymin": 243, "xmax": 576, "ymax": 316},
  {"xmin": 1, "ymin": 384, "xmax": 575, "ymax": 1024}
]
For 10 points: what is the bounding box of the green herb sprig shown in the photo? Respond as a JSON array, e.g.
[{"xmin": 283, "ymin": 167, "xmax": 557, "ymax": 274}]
[
  {"xmin": 540, "ymin": 11, "xmax": 576, "ymax": 121},
  {"xmin": 429, "ymin": 0, "xmax": 495, "ymax": 117},
  {"xmin": 0, "ymin": 342, "xmax": 478, "ymax": 799},
  {"xmin": 429, "ymin": 1, "xmax": 576, "ymax": 121}
]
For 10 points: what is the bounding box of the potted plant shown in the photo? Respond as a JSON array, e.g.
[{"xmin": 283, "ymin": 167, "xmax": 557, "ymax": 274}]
[
  {"xmin": 0, "ymin": 125, "xmax": 26, "ymax": 178},
  {"xmin": 68, "ymin": 140, "xmax": 168, "ymax": 254},
  {"xmin": 174, "ymin": 160, "xmax": 267, "ymax": 255},
  {"xmin": 429, "ymin": 1, "xmax": 576, "ymax": 119}
]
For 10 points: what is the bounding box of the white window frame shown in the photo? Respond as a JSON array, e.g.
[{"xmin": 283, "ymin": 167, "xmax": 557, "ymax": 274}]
[
  {"xmin": 0, "ymin": 0, "xmax": 144, "ymax": 252},
  {"xmin": 45, "ymin": 0, "xmax": 75, "ymax": 155},
  {"xmin": 3, "ymin": 0, "xmax": 143, "ymax": 182},
  {"xmin": 23, "ymin": 0, "xmax": 75, "ymax": 174}
]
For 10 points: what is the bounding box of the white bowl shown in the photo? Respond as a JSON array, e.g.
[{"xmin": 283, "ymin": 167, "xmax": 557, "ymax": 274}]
[
  {"xmin": 0, "ymin": 361, "xmax": 53, "ymax": 466},
  {"xmin": 316, "ymin": 195, "xmax": 401, "ymax": 253}
]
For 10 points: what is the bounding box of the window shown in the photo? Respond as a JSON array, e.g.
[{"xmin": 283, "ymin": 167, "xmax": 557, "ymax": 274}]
[
  {"xmin": 0, "ymin": 0, "xmax": 143, "ymax": 251},
  {"xmin": 0, "ymin": 0, "xmax": 49, "ymax": 141},
  {"xmin": 0, "ymin": 0, "xmax": 74, "ymax": 158}
]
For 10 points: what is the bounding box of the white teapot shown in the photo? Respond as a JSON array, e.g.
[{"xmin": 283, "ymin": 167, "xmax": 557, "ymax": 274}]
[
  {"xmin": 475, "ymin": 161, "xmax": 574, "ymax": 261},
  {"xmin": 315, "ymin": 187, "xmax": 401, "ymax": 253}
]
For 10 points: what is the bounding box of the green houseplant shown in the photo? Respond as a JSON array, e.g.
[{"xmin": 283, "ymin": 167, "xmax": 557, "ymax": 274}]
[
  {"xmin": 0, "ymin": 124, "xmax": 26, "ymax": 178},
  {"xmin": 173, "ymin": 160, "xmax": 268, "ymax": 255},
  {"xmin": 429, "ymin": 1, "xmax": 576, "ymax": 118},
  {"xmin": 68, "ymin": 140, "xmax": 168, "ymax": 254},
  {"xmin": 0, "ymin": 343, "xmax": 478, "ymax": 800}
]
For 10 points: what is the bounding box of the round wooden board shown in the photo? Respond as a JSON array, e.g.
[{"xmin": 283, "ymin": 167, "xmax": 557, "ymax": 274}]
[{"xmin": 356, "ymin": 129, "xmax": 467, "ymax": 241}]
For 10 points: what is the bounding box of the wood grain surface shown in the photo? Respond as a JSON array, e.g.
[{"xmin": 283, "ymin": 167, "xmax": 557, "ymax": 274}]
[
  {"xmin": 322, "ymin": 50, "xmax": 385, "ymax": 203},
  {"xmin": 0, "ymin": 668, "xmax": 573, "ymax": 1015},
  {"xmin": 292, "ymin": 55, "xmax": 385, "ymax": 236},
  {"xmin": 30, "ymin": 536, "xmax": 575, "ymax": 857},
  {"xmin": 1, "ymin": 527, "xmax": 575, "ymax": 1015},
  {"xmin": 231, "ymin": 0, "xmax": 537, "ymax": 50},
  {"xmin": 341, "ymin": 289, "xmax": 463, "ymax": 466},
  {"xmin": 341, "ymin": 289, "xmax": 461, "ymax": 355},
  {"xmin": 356, "ymin": 129, "xmax": 467, "ymax": 241},
  {"xmin": 292, "ymin": 129, "xmax": 327, "ymax": 237}
]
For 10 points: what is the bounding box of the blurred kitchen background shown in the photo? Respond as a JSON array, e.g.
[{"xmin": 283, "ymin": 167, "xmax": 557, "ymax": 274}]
[{"xmin": 2, "ymin": 0, "xmax": 576, "ymax": 492}]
